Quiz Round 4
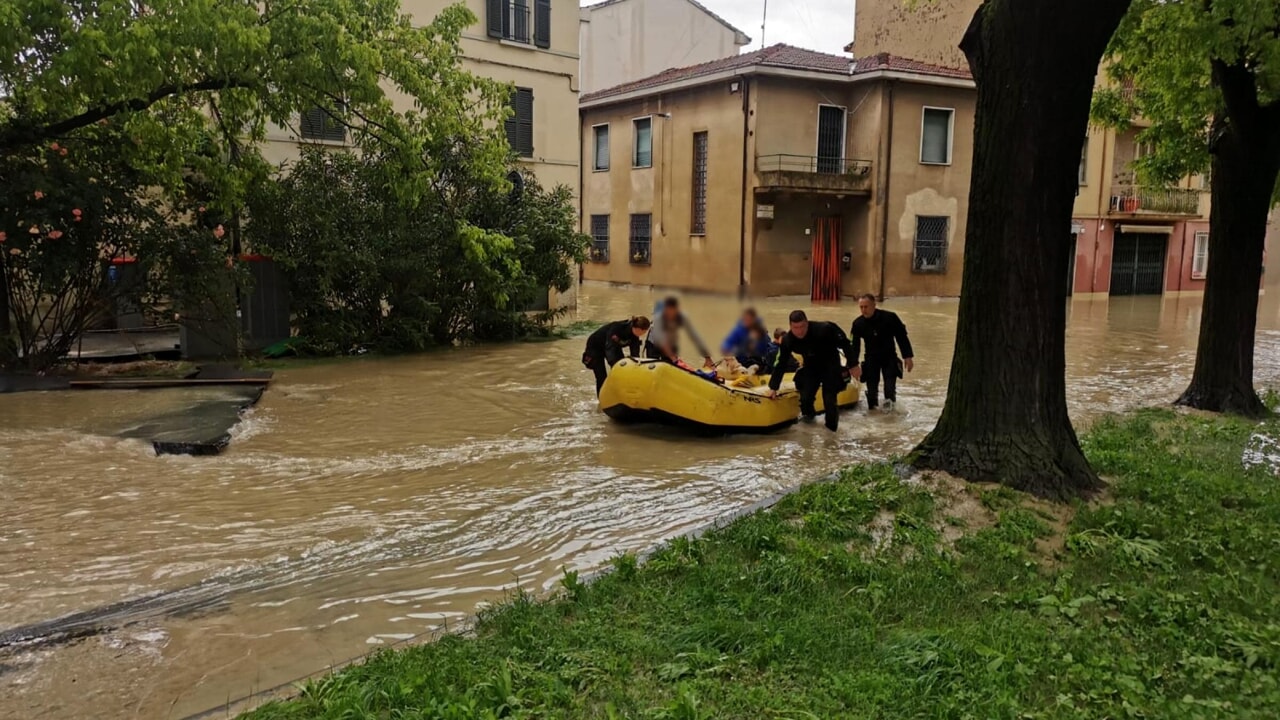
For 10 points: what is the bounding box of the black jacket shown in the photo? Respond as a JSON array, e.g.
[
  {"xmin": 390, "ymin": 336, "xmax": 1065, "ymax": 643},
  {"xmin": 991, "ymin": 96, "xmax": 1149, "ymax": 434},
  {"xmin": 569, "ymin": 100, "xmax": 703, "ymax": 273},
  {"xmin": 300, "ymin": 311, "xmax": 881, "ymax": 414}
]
[
  {"xmin": 768, "ymin": 321, "xmax": 853, "ymax": 391},
  {"xmin": 584, "ymin": 320, "xmax": 640, "ymax": 366},
  {"xmin": 850, "ymin": 309, "xmax": 913, "ymax": 364}
]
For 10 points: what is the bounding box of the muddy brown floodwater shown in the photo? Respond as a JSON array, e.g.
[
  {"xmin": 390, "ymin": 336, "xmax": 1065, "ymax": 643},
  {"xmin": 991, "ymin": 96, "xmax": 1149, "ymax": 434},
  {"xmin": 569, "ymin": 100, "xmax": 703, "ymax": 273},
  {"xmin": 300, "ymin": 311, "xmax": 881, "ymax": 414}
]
[{"xmin": 4, "ymin": 286, "xmax": 1280, "ymax": 719}]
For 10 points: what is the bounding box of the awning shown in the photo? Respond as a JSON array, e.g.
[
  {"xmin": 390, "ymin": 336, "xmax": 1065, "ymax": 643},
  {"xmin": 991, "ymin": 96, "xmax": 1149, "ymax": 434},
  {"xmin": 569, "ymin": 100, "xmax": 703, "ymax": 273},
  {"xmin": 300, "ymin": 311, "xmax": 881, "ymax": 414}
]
[{"xmin": 1119, "ymin": 224, "xmax": 1175, "ymax": 235}]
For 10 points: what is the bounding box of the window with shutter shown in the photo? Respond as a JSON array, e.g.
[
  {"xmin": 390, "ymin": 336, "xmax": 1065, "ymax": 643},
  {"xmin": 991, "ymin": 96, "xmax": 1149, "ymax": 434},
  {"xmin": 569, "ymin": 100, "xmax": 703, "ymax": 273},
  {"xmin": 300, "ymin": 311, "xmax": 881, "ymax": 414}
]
[
  {"xmin": 920, "ymin": 107, "xmax": 954, "ymax": 165},
  {"xmin": 534, "ymin": 0, "xmax": 551, "ymax": 48},
  {"xmin": 592, "ymin": 124, "xmax": 609, "ymax": 171},
  {"xmin": 299, "ymin": 106, "xmax": 346, "ymax": 143},
  {"xmin": 1192, "ymin": 231, "xmax": 1209, "ymax": 279},
  {"xmin": 633, "ymin": 117, "xmax": 652, "ymax": 168},
  {"xmin": 487, "ymin": 0, "xmax": 506, "ymax": 38},
  {"xmin": 505, "ymin": 88, "xmax": 534, "ymax": 158}
]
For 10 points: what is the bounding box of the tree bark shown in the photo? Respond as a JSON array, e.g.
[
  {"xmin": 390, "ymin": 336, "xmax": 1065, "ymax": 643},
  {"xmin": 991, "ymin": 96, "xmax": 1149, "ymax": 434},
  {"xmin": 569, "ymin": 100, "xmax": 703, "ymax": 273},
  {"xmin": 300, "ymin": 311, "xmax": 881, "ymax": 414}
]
[
  {"xmin": 911, "ymin": 0, "xmax": 1130, "ymax": 502},
  {"xmin": 1175, "ymin": 61, "xmax": 1280, "ymax": 418}
]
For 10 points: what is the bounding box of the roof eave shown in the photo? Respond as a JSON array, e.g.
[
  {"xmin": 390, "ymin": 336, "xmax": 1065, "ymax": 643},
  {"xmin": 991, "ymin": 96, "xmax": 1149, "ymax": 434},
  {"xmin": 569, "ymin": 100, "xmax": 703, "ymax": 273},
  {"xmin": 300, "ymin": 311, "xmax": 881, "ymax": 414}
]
[{"xmin": 580, "ymin": 67, "xmax": 975, "ymax": 110}]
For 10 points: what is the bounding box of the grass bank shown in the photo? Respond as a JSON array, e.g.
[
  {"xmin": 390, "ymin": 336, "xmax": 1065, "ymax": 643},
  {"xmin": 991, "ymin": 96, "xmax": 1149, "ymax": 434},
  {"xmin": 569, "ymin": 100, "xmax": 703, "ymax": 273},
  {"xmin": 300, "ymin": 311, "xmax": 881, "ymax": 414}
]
[{"xmin": 245, "ymin": 409, "xmax": 1280, "ymax": 719}]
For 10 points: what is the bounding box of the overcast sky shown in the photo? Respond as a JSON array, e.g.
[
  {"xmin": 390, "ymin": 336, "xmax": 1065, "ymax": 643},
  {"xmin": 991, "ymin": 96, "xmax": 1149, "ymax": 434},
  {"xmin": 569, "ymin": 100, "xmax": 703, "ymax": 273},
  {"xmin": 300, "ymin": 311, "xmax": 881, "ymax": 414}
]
[{"xmin": 582, "ymin": 0, "xmax": 857, "ymax": 56}]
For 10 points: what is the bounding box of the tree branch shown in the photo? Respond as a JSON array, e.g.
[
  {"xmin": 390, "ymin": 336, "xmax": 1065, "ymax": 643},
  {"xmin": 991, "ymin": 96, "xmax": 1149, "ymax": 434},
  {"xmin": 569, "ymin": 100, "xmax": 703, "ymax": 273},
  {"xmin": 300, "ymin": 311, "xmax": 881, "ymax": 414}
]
[{"xmin": 0, "ymin": 77, "xmax": 255, "ymax": 151}]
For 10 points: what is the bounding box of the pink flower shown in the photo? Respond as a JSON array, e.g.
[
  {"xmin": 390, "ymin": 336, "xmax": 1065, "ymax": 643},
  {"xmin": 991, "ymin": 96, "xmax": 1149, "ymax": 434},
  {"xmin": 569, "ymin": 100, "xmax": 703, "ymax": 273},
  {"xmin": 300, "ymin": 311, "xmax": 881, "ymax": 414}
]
[
  {"xmin": 33, "ymin": 190, "xmax": 44, "ymax": 200},
  {"xmin": 59, "ymin": 148, "xmax": 67, "ymax": 157},
  {"xmin": 213, "ymin": 224, "xmax": 226, "ymax": 239},
  {"xmin": 47, "ymin": 230, "xmax": 63, "ymax": 240},
  {"xmin": 74, "ymin": 216, "xmax": 83, "ymax": 222},
  {"xmin": 50, "ymin": 143, "xmax": 60, "ymax": 151},
  {"xmin": 28, "ymin": 225, "xmax": 39, "ymax": 235},
  {"xmin": 72, "ymin": 208, "xmax": 82, "ymax": 217},
  {"xmin": 9, "ymin": 248, "xmax": 20, "ymax": 256},
  {"xmin": 0, "ymin": 231, "xmax": 6, "ymax": 243},
  {"xmin": 198, "ymin": 206, "xmax": 206, "ymax": 213}
]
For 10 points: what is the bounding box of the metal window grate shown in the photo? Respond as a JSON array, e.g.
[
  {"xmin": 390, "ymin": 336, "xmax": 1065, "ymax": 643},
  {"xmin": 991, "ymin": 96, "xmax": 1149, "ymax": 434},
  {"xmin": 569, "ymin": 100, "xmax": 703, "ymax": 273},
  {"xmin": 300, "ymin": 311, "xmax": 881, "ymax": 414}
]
[
  {"xmin": 691, "ymin": 132, "xmax": 708, "ymax": 234},
  {"xmin": 816, "ymin": 106, "xmax": 845, "ymax": 174},
  {"xmin": 629, "ymin": 214, "xmax": 651, "ymax": 265},
  {"xmin": 590, "ymin": 215, "xmax": 610, "ymax": 263},
  {"xmin": 913, "ymin": 215, "xmax": 949, "ymax": 273}
]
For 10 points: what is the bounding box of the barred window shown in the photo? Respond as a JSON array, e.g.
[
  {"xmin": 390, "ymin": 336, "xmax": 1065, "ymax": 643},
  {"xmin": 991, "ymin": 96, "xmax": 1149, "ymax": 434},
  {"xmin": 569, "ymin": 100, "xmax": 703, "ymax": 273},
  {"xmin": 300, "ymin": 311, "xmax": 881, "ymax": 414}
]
[
  {"xmin": 913, "ymin": 216, "xmax": 949, "ymax": 273},
  {"xmin": 691, "ymin": 132, "xmax": 708, "ymax": 235},
  {"xmin": 590, "ymin": 214, "xmax": 610, "ymax": 263},
  {"xmin": 629, "ymin": 213, "xmax": 651, "ymax": 265}
]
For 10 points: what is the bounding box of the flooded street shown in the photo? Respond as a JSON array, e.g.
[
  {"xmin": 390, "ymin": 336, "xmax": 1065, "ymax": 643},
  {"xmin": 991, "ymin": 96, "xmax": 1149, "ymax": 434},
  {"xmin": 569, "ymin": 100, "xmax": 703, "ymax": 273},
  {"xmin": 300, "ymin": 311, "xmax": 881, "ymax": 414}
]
[{"xmin": 5, "ymin": 286, "xmax": 1280, "ymax": 719}]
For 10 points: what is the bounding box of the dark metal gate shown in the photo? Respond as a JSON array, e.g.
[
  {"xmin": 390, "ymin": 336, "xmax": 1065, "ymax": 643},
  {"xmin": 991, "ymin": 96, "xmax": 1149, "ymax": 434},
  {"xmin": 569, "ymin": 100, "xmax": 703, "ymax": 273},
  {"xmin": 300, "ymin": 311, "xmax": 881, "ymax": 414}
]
[
  {"xmin": 816, "ymin": 106, "xmax": 845, "ymax": 174},
  {"xmin": 1110, "ymin": 233, "xmax": 1167, "ymax": 296}
]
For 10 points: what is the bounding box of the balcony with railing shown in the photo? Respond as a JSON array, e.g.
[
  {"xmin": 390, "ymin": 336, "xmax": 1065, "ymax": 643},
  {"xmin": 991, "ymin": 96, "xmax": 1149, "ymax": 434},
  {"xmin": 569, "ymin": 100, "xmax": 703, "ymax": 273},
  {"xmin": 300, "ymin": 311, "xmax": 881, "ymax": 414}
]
[
  {"xmin": 1108, "ymin": 185, "xmax": 1202, "ymax": 218},
  {"xmin": 755, "ymin": 154, "xmax": 873, "ymax": 195}
]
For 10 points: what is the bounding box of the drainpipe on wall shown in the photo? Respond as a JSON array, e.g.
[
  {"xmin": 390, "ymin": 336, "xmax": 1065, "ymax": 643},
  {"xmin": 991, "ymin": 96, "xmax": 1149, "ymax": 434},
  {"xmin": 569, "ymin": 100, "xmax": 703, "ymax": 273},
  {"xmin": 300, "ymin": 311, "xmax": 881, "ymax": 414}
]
[
  {"xmin": 877, "ymin": 80, "xmax": 896, "ymax": 301},
  {"xmin": 738, "ymin": 75, "xmax": 751, "ymax": 297}
]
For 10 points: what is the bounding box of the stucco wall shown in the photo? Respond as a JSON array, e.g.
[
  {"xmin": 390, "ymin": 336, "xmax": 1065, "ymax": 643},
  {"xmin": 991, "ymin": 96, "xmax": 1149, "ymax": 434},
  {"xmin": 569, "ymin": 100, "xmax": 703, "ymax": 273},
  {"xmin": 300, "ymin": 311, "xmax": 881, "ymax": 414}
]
[
  {"xmin": 580, "ymin": 83, "xmax": 747, "ymax": 292},
  {"xmin": 852, "ymin": 0, "xmax": 979, "ymax": 69},
  {"xmin": 580, "ymin": 0, "xmax": 747, "ymax": 94},
  {"xmin": 879, "ymin": 82, "xmax": 974, "ymax": 297}
]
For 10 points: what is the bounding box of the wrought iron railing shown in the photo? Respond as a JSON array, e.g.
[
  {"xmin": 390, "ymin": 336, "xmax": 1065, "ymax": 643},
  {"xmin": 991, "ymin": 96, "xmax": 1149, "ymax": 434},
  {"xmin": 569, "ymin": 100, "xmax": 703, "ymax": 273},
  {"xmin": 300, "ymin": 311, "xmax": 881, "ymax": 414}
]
[
  {"xmin": 504, "ymin": 2, "xmax": 531, "ymax": 44},
  {"xmin": 1109, "ymin": 185, "xmax": 1201, "ymax": 216},
  {"xmin": 757, "ymin": 154, "xmax": 873, "ymax": 176}
]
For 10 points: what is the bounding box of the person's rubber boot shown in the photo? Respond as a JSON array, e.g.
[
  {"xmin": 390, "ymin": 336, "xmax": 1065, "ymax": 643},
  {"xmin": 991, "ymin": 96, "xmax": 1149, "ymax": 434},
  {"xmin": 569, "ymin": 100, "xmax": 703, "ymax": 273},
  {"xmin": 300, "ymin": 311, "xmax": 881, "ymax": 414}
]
[
  {"xmin": 883, "ymin": 400, "xmax": 895, "ymax": 413},
  {"xmin": 825, "ymin": 420, "xmax": 838, "ymax": 432}
]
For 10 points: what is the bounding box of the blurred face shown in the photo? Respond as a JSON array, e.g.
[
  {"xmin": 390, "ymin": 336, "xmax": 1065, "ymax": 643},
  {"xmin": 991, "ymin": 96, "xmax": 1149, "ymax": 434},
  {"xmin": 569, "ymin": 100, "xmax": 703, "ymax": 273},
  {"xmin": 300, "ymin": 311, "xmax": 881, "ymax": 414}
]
[
  {"xmin": 789, "ymin": 320, "xmax": 809, "ymax": 339},
  {"xmin": 663, "ymin": 305, "xmax": 679, "ymax": 322},
  {"xmin": 742, "ymin": 310, "xmax": 757, "ymax": 325},
  {"xmin": 858, "ymin": 297, "xmax": 876, "ymax": 319}
]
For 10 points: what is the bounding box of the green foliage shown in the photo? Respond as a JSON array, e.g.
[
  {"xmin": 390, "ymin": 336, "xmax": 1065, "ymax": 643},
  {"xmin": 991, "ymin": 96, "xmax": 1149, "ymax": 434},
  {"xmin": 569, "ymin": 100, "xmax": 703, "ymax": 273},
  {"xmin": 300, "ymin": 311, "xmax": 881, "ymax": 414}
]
[
  {"xmin": 0, "ymin": 132, "xmax": 231, "ymax": 368},
  {"xmin": 243, "ymin": 410, "xmax": 1280, "ymax": 719},
  {"xmin": 1095, "ymin": 0, "xmax": 1280, "ymax": 199},
  {"xmin": 245, "ymin": 149, "xmax": 587, "ymax": 354},
  {"xmin": 0, "ymin": 0, "xmax": 511, "ymax": 208}
]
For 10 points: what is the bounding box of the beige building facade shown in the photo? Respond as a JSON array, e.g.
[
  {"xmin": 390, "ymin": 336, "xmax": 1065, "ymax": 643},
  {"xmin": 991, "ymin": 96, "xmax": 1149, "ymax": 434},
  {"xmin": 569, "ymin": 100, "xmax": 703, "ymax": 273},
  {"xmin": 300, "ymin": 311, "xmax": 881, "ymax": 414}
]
[
  {"xmin": 578, "ymin": 0, "xmax": 751, "ymax": 95},
  {"xmin": 852, "ymin": 0, "xmax": 1215, "ymax": 298},
  {"xmin": 580, "ymin": 45, "xmax": 974, "ymax": 299},
  {"xmin": 260, "ymin": 0, "xmax": 582, "ymax": 306}
]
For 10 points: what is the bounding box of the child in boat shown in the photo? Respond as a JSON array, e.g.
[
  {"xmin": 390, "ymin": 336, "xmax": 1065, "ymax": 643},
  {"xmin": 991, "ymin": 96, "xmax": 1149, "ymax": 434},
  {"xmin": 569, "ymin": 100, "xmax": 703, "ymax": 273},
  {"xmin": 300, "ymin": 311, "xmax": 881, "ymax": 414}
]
[
  {"xmin": 736, "ymin": 324, "xmax": 776, "ymax": 372},
  {"xmin": 763, "ymin": 328, "xmax": 800, "ymax": 375}
]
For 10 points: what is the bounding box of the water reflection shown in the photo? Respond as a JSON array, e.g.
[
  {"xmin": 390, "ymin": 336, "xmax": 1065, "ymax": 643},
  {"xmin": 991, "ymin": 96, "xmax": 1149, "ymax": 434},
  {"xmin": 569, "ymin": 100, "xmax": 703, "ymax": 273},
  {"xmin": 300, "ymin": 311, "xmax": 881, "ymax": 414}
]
[{"xmin": 2, "ymin": 287, "xmax": 1279, "ymax": 719}]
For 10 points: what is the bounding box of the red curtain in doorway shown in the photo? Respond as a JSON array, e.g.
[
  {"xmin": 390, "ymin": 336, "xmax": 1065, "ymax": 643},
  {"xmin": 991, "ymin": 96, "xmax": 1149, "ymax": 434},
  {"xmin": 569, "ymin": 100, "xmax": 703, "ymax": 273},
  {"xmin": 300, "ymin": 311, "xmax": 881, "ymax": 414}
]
[{"xmin": 811, "ymin": 216, "xmax": 842, "ymax": 302}]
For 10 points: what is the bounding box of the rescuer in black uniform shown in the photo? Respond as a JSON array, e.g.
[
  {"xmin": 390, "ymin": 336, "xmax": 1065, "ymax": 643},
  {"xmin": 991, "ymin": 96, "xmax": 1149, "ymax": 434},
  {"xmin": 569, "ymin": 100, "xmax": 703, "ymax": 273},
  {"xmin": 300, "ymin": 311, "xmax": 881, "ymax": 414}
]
[
  {"xmin": 583, "ymin": 316, "xmax": 651, "ymax": 395},
  {"xmin": 849, "ymin": 294, "xmax": 914, "ymax": 411},
  {"xmin": 766, "ymin": 310, "xmax": 854, "ymax": 432}
]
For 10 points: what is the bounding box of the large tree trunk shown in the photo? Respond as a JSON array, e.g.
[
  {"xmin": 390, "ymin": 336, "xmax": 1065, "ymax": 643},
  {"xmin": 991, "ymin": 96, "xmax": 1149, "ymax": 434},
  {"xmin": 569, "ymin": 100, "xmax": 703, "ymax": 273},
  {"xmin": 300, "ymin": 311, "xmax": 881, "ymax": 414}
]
[
  {"xmin": 1175, "ymin": 62, "xmax": 1280, "ymax": 418},
  {"xmin": 911, "ymin": 0, "xmax": 1130, "ymax": 502}
]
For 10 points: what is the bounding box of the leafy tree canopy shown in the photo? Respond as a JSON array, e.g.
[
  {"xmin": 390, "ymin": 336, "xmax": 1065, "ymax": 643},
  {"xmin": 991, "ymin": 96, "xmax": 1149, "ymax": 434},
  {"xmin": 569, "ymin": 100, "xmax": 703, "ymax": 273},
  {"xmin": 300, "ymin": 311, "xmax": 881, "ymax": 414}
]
[
  {"xmin": 0, "ymin": 0, "xmax": 513, "ymax": 207},
  {"xmin": 1094, "ymin": 0, "xmax": 1280, "ymax": 201}
]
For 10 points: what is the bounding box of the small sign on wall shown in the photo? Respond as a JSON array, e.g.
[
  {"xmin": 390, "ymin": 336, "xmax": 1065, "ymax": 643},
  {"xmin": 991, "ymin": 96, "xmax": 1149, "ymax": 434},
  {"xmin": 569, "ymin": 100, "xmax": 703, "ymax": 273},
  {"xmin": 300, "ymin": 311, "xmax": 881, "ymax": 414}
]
[{"xmin": 756, "ymin": 204, "xmax": 775, "ymax": 220}]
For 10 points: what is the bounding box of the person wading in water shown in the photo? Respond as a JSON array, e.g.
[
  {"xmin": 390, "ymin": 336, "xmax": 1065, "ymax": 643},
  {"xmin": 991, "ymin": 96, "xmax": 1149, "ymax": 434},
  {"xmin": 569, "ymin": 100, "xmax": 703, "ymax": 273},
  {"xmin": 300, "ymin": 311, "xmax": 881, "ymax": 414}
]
[
  {"xmin": 849, "ymin": 294, "xmax": 914, "ymax": 412},
  {"xmin": 765, "ymin": 310, "xmax": 854, "ymax": 432},
  {"xmin": 582, "ymin": 316, "xmax": 651, "ymax": 395},
  {"xmin": 646, "ymin": 296, "xmax": 712, "ymax": 368}
]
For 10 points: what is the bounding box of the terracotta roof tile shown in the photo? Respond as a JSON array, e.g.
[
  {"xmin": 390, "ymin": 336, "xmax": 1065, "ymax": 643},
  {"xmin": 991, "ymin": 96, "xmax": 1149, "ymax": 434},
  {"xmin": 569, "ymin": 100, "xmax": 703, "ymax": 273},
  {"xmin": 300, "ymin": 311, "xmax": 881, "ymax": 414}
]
[
  {"xmin": 581, "ymin": 45, "xmax": 972, "ymax": 104},
  {"xmin": 849, "ymin": 52, "xmax": 972, "ymax": 80}
]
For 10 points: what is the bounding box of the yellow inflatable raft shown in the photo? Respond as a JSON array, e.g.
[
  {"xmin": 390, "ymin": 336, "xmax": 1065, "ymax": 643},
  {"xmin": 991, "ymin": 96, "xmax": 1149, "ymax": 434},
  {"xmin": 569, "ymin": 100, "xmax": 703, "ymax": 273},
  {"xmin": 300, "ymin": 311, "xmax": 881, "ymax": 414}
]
[{"xmin": 598, "ymin": 359, "xmax": 860, "ymax": 433}]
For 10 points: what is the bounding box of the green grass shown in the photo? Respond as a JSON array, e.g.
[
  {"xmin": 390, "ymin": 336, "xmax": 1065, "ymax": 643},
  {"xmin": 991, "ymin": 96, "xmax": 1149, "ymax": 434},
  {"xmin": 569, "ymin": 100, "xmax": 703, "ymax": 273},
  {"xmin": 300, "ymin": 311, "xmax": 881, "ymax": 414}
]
[{"xmin": 245, "ymin": 409, "xmax": 1280, "ymax": 719}]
